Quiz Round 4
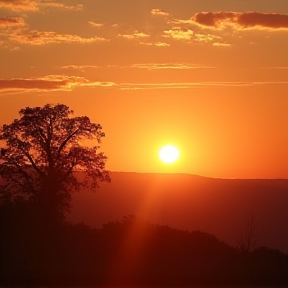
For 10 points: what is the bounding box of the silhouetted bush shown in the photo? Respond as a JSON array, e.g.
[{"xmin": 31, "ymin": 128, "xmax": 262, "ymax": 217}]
[{"xmin": 0, "ymin": 210, "xmax": 287, "ymax": 286}]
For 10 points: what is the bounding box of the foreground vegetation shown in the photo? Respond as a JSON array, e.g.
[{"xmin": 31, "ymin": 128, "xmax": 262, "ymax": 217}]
[{"xmin": 0, "ymin": 204, "xmax": 287, "ymax": 287}]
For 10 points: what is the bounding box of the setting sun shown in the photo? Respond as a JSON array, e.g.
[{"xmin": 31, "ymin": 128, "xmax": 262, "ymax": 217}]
[{"xmin": 159, "ymin": 145, "xmax": 180, "ymax": 164}]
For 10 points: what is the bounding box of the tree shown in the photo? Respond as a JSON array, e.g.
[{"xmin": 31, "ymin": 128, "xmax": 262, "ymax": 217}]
[
  {"xmin": 0, "ymin": 104, "xmax": 110, "ymax": 222},
  {"xmin": 237, "ymin": 215, "xmax": 257, "ymax": 252}
]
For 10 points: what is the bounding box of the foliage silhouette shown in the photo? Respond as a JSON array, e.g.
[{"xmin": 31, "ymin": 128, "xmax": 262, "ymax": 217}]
[
  {"xmin": 0, "ymin": 103, "xmax": 110, "ymax": 222},
  {"xmin": 0, "ymin": 213, "xmax": 287, "ymax": 287}
]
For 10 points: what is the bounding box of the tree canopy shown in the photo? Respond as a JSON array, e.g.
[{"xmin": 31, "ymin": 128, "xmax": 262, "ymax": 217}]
[{"xmin": 0, "ymin": 104, "xmax": 110, "ymax": 221}]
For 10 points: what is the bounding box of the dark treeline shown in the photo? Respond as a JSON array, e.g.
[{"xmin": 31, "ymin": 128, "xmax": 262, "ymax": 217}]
[{"xmin": 0, "ymin": 204, "xmax": 287, "ymax": 287}]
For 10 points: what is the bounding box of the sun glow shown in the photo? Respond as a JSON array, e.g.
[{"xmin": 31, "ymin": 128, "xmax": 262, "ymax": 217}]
[{"xmin": 159, "ymin": 145, "xmax": 180, "ymax": 164}]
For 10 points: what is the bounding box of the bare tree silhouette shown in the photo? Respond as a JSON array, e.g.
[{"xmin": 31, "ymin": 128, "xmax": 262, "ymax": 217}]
[{"xmin": 238, "ymin": 214, "xmax": 257, "ymax": 252}]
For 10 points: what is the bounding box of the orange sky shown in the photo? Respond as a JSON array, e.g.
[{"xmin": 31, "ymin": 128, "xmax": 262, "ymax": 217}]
[{"xmin": 0, "ymin": 0, "xmax": 287, "ymax": 178}]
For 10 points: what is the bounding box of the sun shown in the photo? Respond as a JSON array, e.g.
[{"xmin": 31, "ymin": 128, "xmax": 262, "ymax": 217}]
[{"xmin": 159, "ymin": 145, "xmax": 180, "ymax": 164}]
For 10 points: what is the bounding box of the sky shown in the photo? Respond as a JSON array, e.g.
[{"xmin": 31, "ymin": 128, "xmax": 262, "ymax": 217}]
[{"xmin": 0, "ymin": 0, "xmax": 287, "ymax": 179}]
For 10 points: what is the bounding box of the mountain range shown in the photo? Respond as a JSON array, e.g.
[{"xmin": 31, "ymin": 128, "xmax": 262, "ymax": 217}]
[{"xmin": 69, "ymin": 172, "xmax": 288, "ymax": 253}]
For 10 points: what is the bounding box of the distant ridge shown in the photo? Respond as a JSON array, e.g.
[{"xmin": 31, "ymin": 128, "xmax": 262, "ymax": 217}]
[
  {"xmin": 70, "ymin": 171, "xmax": 288, "ymax": 253},
  {"xmin": 103, "ymin": 170, "xmax": 288, "ymax": 180}
]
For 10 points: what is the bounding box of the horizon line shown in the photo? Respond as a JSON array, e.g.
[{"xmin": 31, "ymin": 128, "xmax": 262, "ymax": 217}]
[{"xmin": 73, "ymin": 170, "xmax": 288, "ymax": 180}]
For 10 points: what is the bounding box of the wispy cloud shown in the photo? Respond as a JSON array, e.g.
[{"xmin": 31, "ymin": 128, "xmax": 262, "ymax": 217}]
[
  {"xmin": 163, "ymin": 27, "xmax": 194, "ymax": 41},
  {"xmin": 138, "ymin": 41, "xmax": 170, "ymax": 47},
  {"xmin": 192, "ymin": 11, "xmax": 288, "ymax": 30},
  {"xmin": 57, "ymin": 63, "xmax": 211, "ymax": 71},
  {"xmin": 119, "ymin": 31, "xmax": 150, "ymax": 40},
  {"xmin": 119, "ymin": 81, "xmax": 288, "ymax": 90},
  {"xmin": 0, "ymin": 0, "xmax": 83, "ymax": 12},
  {"xmin": 88, "ymin": 21, "xmax": 104, "ymax": 28},
  {"xmin": 59, "ymin": 65, "xmax": 100, "ymax": 71},
  {"xmin": 9, "ymin": 30, "xmax": 106, "ymax": 45},
  {"xmin": 0, "ymin": 75, "xmax": 116, "ymax": 92},
  {"xmin": 151, "ymin": 9, "xmax": 170, "ymax": 17},
  {"xmin": 154, "ymin": 42, "xmax": 170, "ymax": 47},
  {"xmin": 0, "ymin": 17, "xmax": 25, "ymax": 27},
  {"xmin": 1, "ymin": 77, "xmax": 287, "ymax": 93},
  {"xmin": 0, "ymin": 0, "xmax": 38, "ymax": 12},
  {"xmin": 0, "ymin": 16, "xmax": 105, "ymax": 48},
  {"xmin": 194, "ymin": 33, "xmax": 222, "ymax": 43},
  {"xmin": 212, "ymin": 42, "xmax": 232, "ymax": 47},
  {"xmin": 162, "ymin": 27, "xmax": 224, "ymax": 44},
  {"xmin": 261, "ymin": 66, "xmax": 288, "ymax": 70},
  {"xmin": 39, "ymin": 2, "xmax": 83, "ymax": 11},
  {"xmin": 130, "ymin": 63, "xmax": 214, "ymax": 70}
]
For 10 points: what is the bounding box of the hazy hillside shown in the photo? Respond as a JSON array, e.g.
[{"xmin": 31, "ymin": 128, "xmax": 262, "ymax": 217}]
[{"xmin": 69, "ymin": 172, "xmax": 288, "ymax": 253}]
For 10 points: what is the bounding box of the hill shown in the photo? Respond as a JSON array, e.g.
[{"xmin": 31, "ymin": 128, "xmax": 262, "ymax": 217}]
[{"xmin": 69, "ymin": 172, "xmax": 288, "ymax": 253}]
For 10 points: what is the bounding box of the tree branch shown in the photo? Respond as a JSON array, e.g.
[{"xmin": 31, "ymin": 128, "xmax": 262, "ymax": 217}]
[
  {"xmin": 56, "ymin": 128, "xmax": 80, "ymax": 159},
  {"xmin": 39, "ymin": 128, "xmax": 48, "ymax": 143},
  {"xmin": 25, "ymin": 152, "xmax": 45, "ymax": 178}
]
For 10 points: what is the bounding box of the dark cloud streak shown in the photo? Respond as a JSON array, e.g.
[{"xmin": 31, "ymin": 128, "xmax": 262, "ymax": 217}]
[
  {"xmin": 0, "ymin": 76, "xmax": 116, "ymax": 92},
  {"xmin": 0, "ymin": 17, "xmax": 25, "ymax": 27},
  {"xmin": 192, "ymin": 11, "xmax": 288, "ymax": 30}
]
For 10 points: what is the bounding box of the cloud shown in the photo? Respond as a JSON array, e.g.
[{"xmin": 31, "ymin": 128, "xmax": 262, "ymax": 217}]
[
  {"xmin": 89, "ymin": 21, "xmax": 104, "ymax": 28},
  {"xmin": 212, "ymin": 42, "xmax": 232, "ymax": 47},
  {"xmin": 163, "ymin": 27, "xmax": 194, "ymax": 41},
  {"xmin": 162, "ymin": 27, "xmax": 222, "ymax": 44},
  {"xmin": 169, "ymin": 19, "xmax": 194, "ymax": 25},
  {"xmin": 10, "ymin": 30, "xmax": 106, "ymax": 45},
  {"xmin": 154, "ymin": 42, "xmax": 170, "ymax": 47},
  {"xmin": 119, "ymin": 31, "xmax": 150, "ymax": 40},
  {"xmin": 39, "ymin": 2, "xmax": 83, "ymax": 11},
  {"xmin": 0, "ymin": 0, "xmax": 38, "ymax": 12},
  {"xmin": 59, "ymin": 65, "xmax": 100, "ymax": 71},
  {"xmin": 0, "ymin": 18, "xmax": 105, "ymax": 48},
  {"xmin": 138, "ymin": 41, "xmax": 170, "ymax": 47},
  {"xmin": 0, "ymin": 75, "xmax": 116, "ymax": 92},
  {"xmin": 0, "ymin": 17, "xmax": 25, "ymax": 27},
  {"xmin": 194, "ymin": 33, "xmax": 222, "ymax": 43},
  {"xmin": 0, "ymin": 0, "xmax": 83, "ymax": 12},
  {"xmin": 1, "ymin": 77, "xmax": 286, "ymax": 93},
  {"xmin": 192, "ymin": 11, "xmax": 288, "ymax": 30},
  {"xmin": 130, "ymin": 63, "xmax": 214, "ymax": 70},
  {"xmin": 119, "ymin": 81, "xmax": 288, "ymax": 90},
  {"xmin": 151, "ymin": 9, "xmax": 170, "ymax": 17},
  {"xmin": 60, "ymin": 63, "xmax": 210, "ymax": 71},
  {"xmin": 238, "ymin": 12, "xmax": 288, "ymax": 29},
  {"xmin": 261, "ymin": 66, "xmax": 288, "ymax": 70}
]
